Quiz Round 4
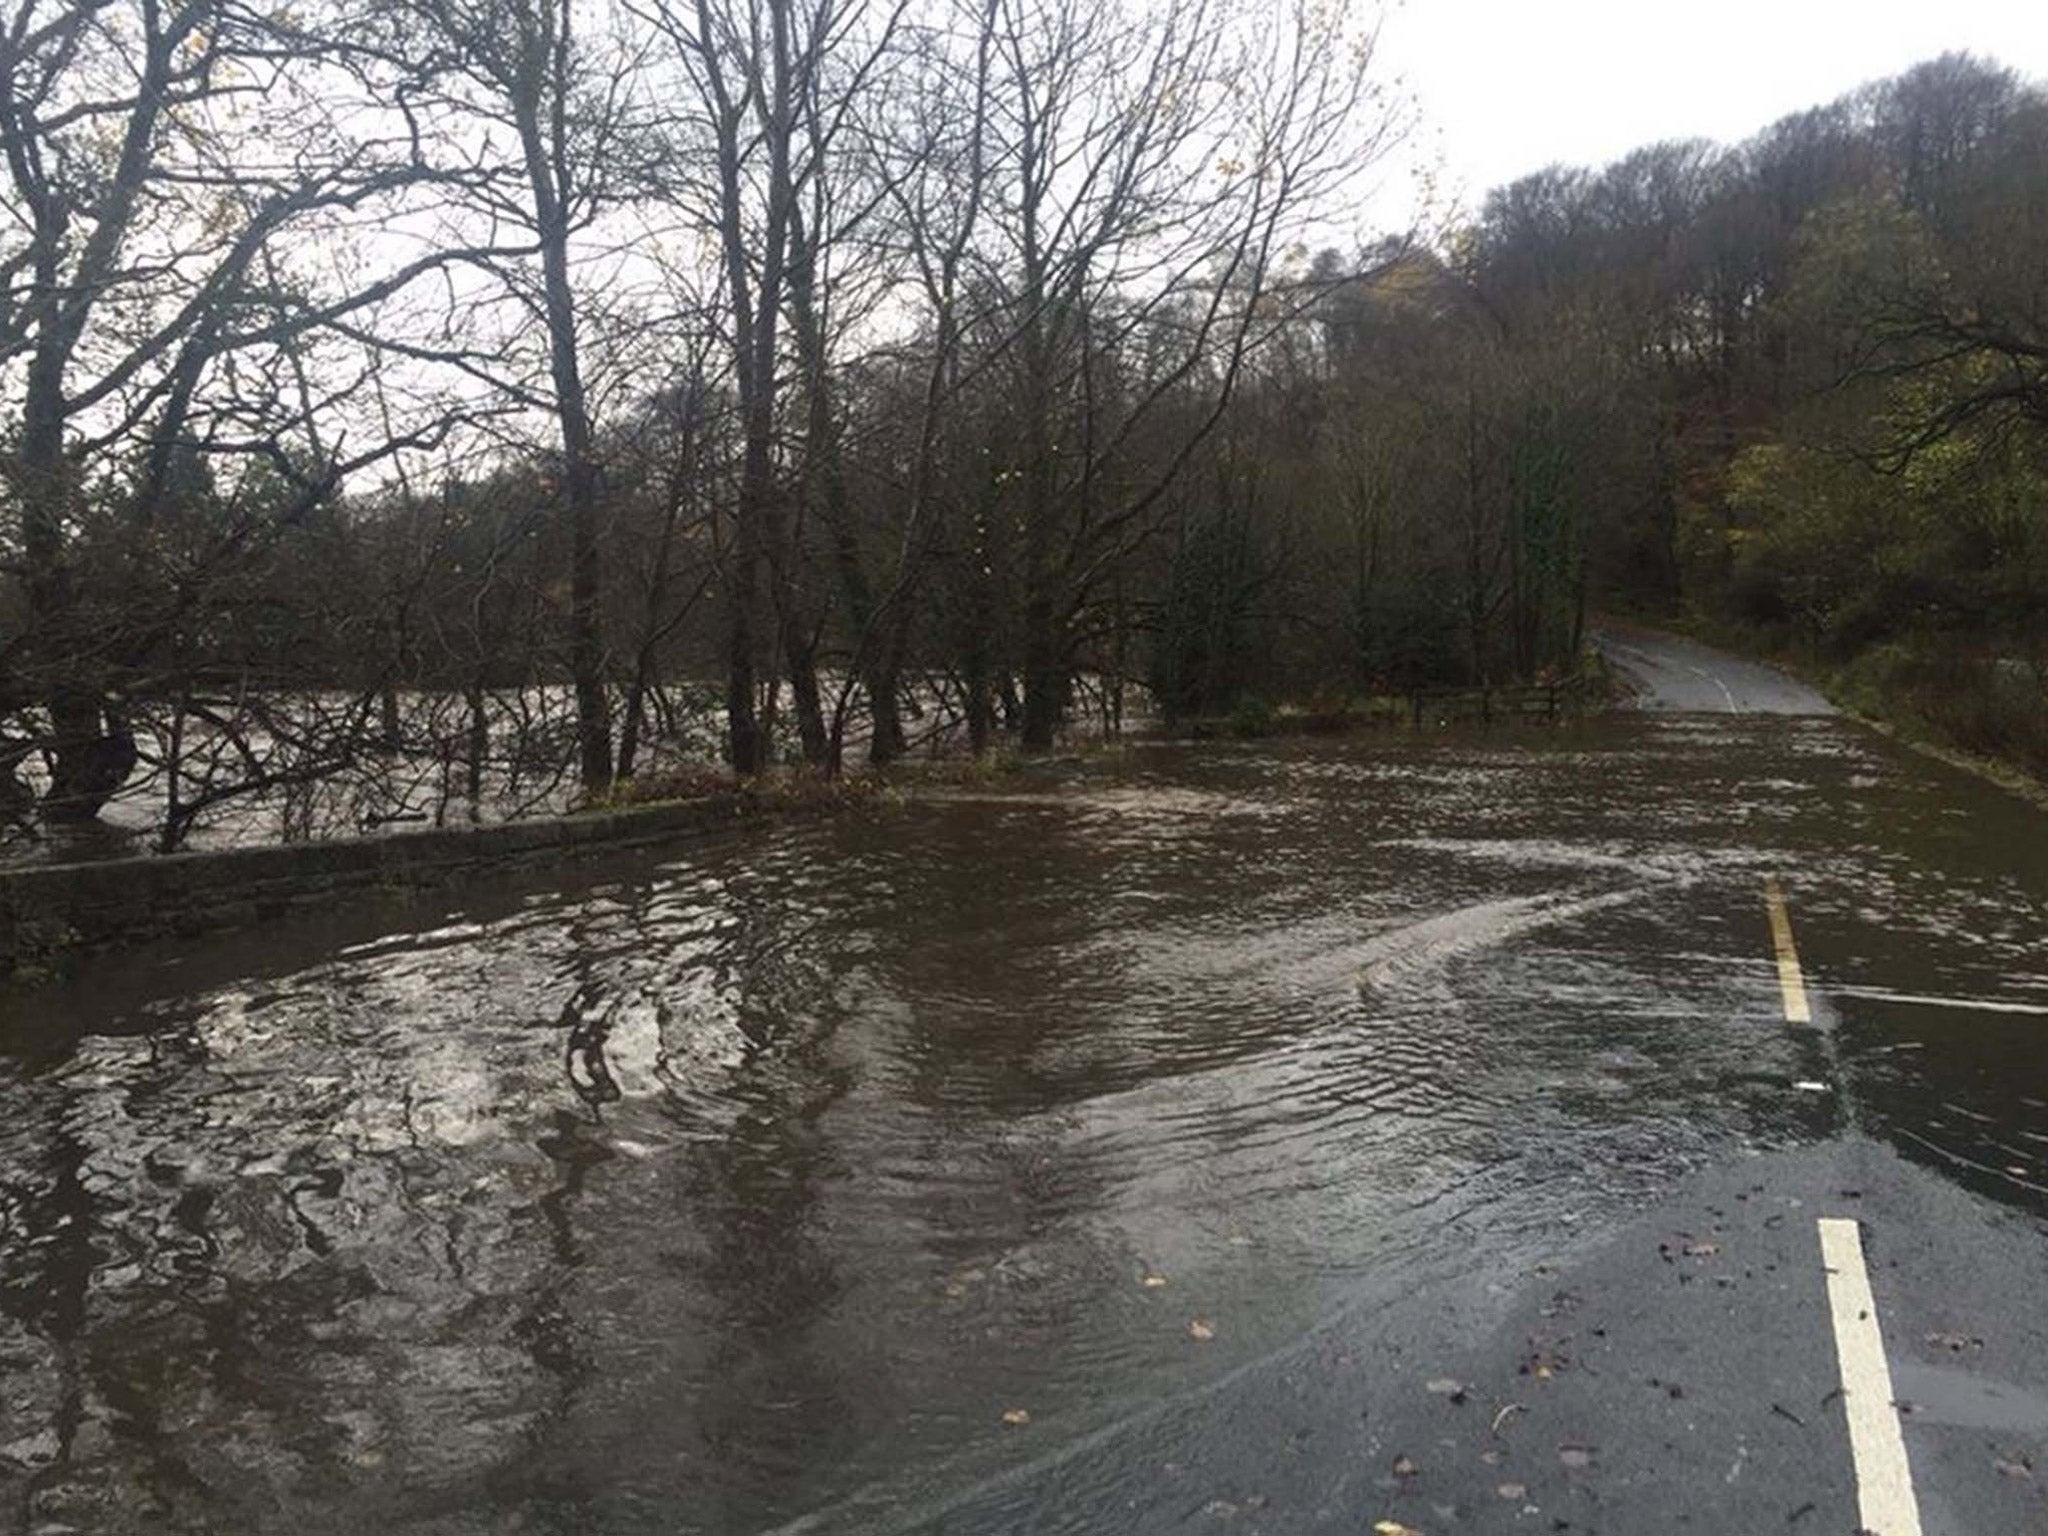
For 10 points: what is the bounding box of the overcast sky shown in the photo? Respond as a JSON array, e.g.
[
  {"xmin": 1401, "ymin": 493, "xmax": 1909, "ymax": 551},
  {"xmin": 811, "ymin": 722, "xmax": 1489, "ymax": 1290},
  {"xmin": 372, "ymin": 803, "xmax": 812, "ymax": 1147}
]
[{"xmin": 1374, "ymin": 0, "xmax": 2048, "ymax": 219}]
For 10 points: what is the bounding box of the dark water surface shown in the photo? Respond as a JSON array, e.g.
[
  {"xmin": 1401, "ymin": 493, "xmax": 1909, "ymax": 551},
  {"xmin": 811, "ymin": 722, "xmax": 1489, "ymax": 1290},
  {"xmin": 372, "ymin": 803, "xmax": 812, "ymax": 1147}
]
[{"xmin": 3, "ymin": 716, "xmax": 2046, "ymax": 1534}]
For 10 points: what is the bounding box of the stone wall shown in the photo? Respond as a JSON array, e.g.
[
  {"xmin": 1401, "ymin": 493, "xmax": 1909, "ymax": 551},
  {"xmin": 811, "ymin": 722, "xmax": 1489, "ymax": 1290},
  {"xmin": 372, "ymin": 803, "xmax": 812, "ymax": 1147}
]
[{"xmin": 0, "ymin": 796, "xmax": 754, "ymax": 982}]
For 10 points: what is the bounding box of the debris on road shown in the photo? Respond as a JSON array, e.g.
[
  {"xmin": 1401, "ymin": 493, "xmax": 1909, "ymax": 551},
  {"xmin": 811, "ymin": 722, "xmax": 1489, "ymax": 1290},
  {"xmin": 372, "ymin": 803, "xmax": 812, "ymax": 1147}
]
[{"xmin": 1924, "ymin": 1330, "xmax": 1981, "ymax": 1353}]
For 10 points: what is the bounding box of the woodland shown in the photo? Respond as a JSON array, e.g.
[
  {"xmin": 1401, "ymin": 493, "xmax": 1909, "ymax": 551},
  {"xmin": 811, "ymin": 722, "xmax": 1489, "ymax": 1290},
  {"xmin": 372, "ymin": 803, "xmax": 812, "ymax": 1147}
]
[{"xmin": 1, "ymin": 0, "xmax": 2041, "ymax": 851}]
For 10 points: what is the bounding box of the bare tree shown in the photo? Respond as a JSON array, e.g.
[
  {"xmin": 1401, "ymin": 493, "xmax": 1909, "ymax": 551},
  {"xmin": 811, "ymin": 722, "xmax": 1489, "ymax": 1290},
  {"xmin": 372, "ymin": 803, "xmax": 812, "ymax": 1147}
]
[
  {"xmin": 963, "ymin": 0, "xmax": 1400, "ymax": 749},
  {"xmin": 636, "ymin": 0, "xmax": 907, "ymax": 773},
  {"xmin": 380, "ymin": 0, "xmax": 653, "ymax": 791},
  {"xmin": 0, "ymin": 0, "xmax": 493, "ymax": 823}
]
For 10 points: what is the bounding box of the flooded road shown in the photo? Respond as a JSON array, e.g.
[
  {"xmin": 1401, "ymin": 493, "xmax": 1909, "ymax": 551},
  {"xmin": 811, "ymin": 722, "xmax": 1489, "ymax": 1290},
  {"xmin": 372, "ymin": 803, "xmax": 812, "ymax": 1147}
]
[{"xmin": 3, "ymin": 712, "xmax": 2048, "ymax": 1534}]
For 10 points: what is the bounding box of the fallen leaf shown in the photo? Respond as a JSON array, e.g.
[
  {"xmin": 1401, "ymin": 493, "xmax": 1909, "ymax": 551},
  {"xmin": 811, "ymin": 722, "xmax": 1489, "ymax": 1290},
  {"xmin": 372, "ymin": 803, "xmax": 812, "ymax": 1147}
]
[
  {"xmin": 1559, "ymin": 1444, "xmax": 1594, "ymax": 1469},
  {"xmin": 1490, "ymin": 1403, "xmax": 1525, "ymax": 1436},
  {"xmin": 1188, "ymin": 1318, "xmax": 1216, "ymax": 1341},
  {"xmin": 1391, "ymin": 1453, "xmax": 1419, "ymax": 1477},
  {"xmin": 1001, "ymin": 1408, "xmax": 1031, "ymax": 1426},
  {"xmin": 1141, "ymin": 1274, "xmax": 1169, "ymax": 1289},
  {"xmin": 1993, "ymin": 1452, "xmax": 2032, "ymax": 1478},
  {"xmin": 1424, "ymin": 1378, "xmax": 1464, "ymax": 1400},
  {"xmin": 1683, "ymin": 1241, "xmax": 1720, "ymax": 1258},
  {"xmin": 1372, "ymin": 1523, "xmax": 1420, "ymax": 1536},
  {"xmin": 1496, "ymin": 1483, "xmax": 1527, "ymax": 1500}
]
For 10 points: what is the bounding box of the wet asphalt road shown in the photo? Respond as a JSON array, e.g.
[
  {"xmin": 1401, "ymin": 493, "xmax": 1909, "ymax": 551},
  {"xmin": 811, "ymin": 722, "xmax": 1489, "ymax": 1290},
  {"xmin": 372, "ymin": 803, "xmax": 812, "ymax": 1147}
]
[
  {"xmin": 920, "ymin": 1139, "xmax": 2048, "ymax": 1536},
  {"xmin": 1592, "ymin": 625, "xmax": 1837, "ymax": 716},
  {"xmin": 3, "ymin": 634, "xmax": 2048, "ymax": 1534}
]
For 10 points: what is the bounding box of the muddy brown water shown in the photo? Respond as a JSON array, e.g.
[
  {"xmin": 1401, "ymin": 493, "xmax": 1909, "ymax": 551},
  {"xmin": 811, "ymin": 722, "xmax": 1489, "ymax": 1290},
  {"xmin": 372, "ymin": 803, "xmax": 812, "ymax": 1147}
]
[{"xmin": 2, "ymin": 715, "xmax": 2046, "ymax": 1534}]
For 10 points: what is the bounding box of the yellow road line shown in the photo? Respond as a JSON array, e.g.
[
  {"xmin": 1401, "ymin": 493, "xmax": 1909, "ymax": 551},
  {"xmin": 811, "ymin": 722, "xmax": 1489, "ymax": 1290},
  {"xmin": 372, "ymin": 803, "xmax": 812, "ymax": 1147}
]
[
  {"xmin": 1818, "ymin": 1218, "xmax": 1925, "ymax": 1536},
  {"xmin": 1764, "ymin": 877, "xmax": 1811, "ymax": 1024}
]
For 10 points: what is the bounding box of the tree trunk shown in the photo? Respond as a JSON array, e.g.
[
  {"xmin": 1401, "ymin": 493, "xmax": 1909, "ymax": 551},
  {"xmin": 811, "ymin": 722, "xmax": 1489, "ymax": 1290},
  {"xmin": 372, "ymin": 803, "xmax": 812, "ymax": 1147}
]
[
  {"xmin": 22, "ymin": 372, "xmax": 131, "ymax": 823},
  {"xmin": 465, "ymin": 682, "xmax": 489, "ymax": 819},
  {"xmin": 783, "ymin": 623, "xmax": 828, "ymax": 767},
  {"xmin": 514, "ymin": 52, "xmax": 611, "ymax": 793},
  {"xmin": 617, "ymin": 673, "xmax": 648, "ymax": 779},
  {"xmin": 868, "ymin": 652, "xmax": 905, "ymax": 763},
  {"xmin": 379, "ymin": 684, "xmax": 403, "ymax": 754},
  {"xmin": 964, "ymin": 639, "xmax": 992, "ymax": 757},
  {"xmin": 13, "ymin": 18, "xmax": 190, "ymax": 825},
  {"xmin": 703, "ymin": 0, "xmax": 798, "ymax": 776},
  {"xmin": 1020, "ymin": 593, "xmax": 1062, "ymax": 752},
  {"xmin": 725, "ymin": 505, "xmax": 764, "ymax": 774}
]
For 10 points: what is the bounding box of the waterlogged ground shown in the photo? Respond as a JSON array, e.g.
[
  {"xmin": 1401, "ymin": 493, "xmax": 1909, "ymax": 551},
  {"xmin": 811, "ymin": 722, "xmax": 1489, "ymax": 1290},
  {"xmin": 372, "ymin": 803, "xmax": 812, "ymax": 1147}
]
[{"xmin": 3, "ymin": 714, "xmax": 2047, "ymax": 1534}]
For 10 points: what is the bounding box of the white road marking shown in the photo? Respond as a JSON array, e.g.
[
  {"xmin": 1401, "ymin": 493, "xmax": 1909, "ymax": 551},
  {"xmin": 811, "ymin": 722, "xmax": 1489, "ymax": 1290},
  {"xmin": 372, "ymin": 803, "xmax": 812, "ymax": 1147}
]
[
  {"xmin": 1599, "ymin": 639, "xmax": 1740, "ymax": 711},
  {"xmin": 1828, "ymin": 984, "xmax": 2048, "ymax": 1017},
  {"xmin": 1685, "ymin": 660, "xmax": 1740, "ymax": 712},
  {"xmin": 1818, "ymin": 1218, "xmax": 1924, "ymax": 1536},
  {"xmin": 1763, "ymin": 878, "xmax": 1812, "ymax": 1024}
]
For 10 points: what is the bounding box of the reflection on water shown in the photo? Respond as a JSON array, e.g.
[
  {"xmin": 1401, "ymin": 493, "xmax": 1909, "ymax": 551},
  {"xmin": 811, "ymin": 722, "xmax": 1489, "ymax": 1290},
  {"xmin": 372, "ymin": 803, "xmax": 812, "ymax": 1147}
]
[{"xmin": 2, "ymin": 715, "xmax": 2046, "ymax": 1533}]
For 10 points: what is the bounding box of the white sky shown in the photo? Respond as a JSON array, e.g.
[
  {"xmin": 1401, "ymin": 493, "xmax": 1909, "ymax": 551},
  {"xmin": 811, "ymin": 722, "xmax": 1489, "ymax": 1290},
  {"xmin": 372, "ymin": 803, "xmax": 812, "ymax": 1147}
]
[{"xmin": 1375, "ymin": 0, "xmax": 2048, "ymax": 220}]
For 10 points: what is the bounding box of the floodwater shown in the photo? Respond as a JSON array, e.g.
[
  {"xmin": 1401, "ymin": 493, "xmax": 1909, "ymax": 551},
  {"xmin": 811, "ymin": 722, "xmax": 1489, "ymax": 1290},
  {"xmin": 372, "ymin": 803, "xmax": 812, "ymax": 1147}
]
[{"xmin": 2, "ymin": 715, "xmax": 2046, "ymax": 1534}]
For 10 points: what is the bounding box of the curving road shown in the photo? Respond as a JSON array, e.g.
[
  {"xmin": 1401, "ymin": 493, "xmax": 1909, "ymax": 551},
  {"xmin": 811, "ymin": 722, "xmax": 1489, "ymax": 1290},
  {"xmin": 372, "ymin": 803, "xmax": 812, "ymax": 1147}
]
[{"xmin": 1593, "ymin": 623, "xmax": 1836, "ymax": 715}]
